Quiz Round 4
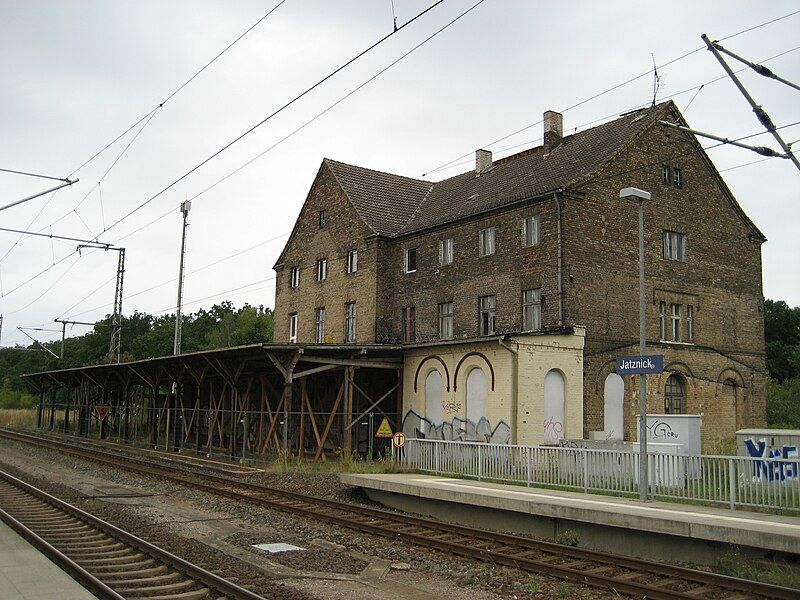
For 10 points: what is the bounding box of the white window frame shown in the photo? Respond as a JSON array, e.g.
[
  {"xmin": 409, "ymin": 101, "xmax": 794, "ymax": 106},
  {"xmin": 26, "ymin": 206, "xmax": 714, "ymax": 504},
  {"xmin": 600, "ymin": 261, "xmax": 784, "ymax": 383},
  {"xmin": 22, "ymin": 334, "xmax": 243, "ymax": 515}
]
[
  {"xmin": 289, "ymin": 266, "xmax": 299, "ymax": 289},
  {"xmin": 671, "ymin": 303, "xmax": 682, "ymax": 342},
  {"xmin": 522, "ymin": 288, "xmax": 541, "ymax": 331},
  {"xmin": 522, "ymin": 215, "xmax": 540, "ymax": 247},
  {"xmin": 673, "ymin": 167, "xmax": 683, "ymax": 188},
  {"xmin": 346, "ymin": 248, "xmax": 358, "ymax": 274},
  {"xmin": 479, "ymin": 227, "xmax": 496, "ymax": 257},
  {"xmin": 404, "ymin": 248, "xmax": 417, "ymax": 273},
  {"xmin": 663, "ymin": 231, "xmax": 687, "ymax": 261},
  {"xmin": 662, "ymin": 164, "xmax": 671, "ymax": 185},
  {"xmin": 686, "ymin": 304, "xmax": 694, "ymax": 342},
  {"xmin": 315, "ymin": 307, "xmax": 326, "ymax": 343},
  {"xmin": 438, "ymin": 301, "xmax": 454, "ymax": 340},
  {"xmin": 479, "ymin": 295, "xmax": 496, "ymax": 336},
  {"xmin": 316, "ymin": 258, "xmax": 327, "ymax": 281},
  {"xmin": 288, "ymin": 313, "xmax": 298, "ymax": 344},
  {"xmin": 344, "ymin": 301, "xmax": 356, "ymax": 342},
  {"xmin": 659, "ymin": 301, "xmax": 666, "ymax": 340},
  {"xmin": 439, "ymin": 238, "xmax": 453, "ymax": 266},
  {"xmin": 318, "ymin": 210, "xmax": 326, "ymax": 228}
]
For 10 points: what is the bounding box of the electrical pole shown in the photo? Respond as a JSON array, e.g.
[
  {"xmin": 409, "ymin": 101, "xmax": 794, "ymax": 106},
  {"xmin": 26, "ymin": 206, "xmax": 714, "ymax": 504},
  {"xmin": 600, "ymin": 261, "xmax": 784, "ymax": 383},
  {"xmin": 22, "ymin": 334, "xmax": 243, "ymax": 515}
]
[
  {"xmin": 77, "ymin": 244, "xmax": 126, "ymax": 363},
  {"xmin": 54, "ymin": 319, "xmax": 99, "ymax": 359},
  {"xmin": 174, "ymin": 200, "xmax": 191, "ymax": 355}
]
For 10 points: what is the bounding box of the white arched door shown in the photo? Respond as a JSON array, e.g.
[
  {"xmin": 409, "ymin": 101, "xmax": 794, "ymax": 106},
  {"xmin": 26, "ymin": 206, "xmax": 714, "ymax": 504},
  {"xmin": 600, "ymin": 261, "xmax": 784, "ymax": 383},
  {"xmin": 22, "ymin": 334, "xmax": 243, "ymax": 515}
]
[
  {"xmin": 424, "ymin": 370, "xmax": 443, "ymax": 428},
  {"xmin": 543, "ymin": 370, "xmax": 565, "ymax": 445},
  {"xmin": 603, "ymin": 373, "xmax": 624, "ymax": 440},
  {"xmin": 465, "ymin": 367, "xmax": 487, "ymax": 424}
]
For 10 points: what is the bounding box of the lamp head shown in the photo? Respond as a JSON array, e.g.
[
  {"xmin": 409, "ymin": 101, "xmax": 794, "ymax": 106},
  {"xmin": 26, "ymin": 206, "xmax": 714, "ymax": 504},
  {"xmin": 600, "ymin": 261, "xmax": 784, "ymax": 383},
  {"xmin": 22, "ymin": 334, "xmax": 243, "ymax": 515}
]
[{"xmin": 620, "ymin": 187, "xmax": 651, "ymax": 202}]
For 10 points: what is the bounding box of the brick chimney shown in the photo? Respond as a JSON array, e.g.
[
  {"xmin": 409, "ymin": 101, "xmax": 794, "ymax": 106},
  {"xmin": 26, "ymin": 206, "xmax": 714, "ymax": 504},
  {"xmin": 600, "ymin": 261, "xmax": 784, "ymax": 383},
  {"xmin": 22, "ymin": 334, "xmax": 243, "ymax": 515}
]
[
  {"xmin": 543, "ymin": 110, "xmax": 563, "ymax": 150},
  {"xmin": 475, "ymin": 149, "xmax": 492, "ymax": 175}
]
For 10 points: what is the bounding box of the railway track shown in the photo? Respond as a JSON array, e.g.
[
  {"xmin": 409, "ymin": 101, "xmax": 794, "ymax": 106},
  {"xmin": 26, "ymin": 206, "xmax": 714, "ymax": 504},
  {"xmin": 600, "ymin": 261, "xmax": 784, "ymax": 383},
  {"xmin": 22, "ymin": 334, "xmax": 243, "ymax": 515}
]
[
  {"xmin": 1, "ymin": 428, "xmax": 796, "ymax": 600},
  {"xmin": 0, "ymin": 468, "xmax": 265, "ymax": 600}
]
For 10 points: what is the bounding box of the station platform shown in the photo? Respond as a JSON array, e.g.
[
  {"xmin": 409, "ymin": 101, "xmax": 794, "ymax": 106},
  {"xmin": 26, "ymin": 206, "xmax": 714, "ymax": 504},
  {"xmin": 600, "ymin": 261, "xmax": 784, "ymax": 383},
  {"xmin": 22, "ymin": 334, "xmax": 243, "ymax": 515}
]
[
  {"xmin": 341, "ymin": 473, "xmax": 800, "ymax": 565},
  {"xmin": 0, "ymin": 520, "xmax": 96, "ymax": 599}
]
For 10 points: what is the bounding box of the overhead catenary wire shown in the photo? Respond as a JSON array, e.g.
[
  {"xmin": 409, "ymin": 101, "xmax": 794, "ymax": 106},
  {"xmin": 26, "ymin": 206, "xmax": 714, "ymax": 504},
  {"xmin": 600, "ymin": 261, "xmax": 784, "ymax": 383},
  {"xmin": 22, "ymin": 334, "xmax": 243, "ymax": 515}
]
[
  {"xmin": 0, "ymin": 1, "xmax": 288, "ymax": 265},
  {"xmin": 99, "ymin": 0, "xmax": 448, "ymax": 237},
  {"xmin": 420, "ymin": 8, "xmax": 800, "ymax": 177}
]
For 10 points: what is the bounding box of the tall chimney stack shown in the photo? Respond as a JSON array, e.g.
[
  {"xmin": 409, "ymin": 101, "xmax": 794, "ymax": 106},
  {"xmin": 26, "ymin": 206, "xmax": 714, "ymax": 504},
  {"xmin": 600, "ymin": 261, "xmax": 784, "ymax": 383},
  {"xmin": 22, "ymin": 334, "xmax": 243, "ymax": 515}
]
[
  {"xmin": 475, "ymin": 149, "xmax": 492, "ymax": 175},
  {"xmin": 543, "ymin": 110, "xmax": 563, "ymax": 150}
]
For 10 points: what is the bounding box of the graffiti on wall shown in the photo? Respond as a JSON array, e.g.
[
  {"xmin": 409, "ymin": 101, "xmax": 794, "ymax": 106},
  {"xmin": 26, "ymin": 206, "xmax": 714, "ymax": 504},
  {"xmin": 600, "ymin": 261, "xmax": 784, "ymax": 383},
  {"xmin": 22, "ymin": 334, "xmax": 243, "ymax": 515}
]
[
  {"xmin": 743, "ymin": 438, "xmax": 799, "ymax": 482},
  {"xmin": 647, "ymin": 420, "xmax": 679, "ymax": 441},
  {"xmin": 543, "ymin": 416, "xmax": 564, "ymax": 445},
  {"xmin": 402, "ymin": 410, "xmax": 511, "ymax": 444}
]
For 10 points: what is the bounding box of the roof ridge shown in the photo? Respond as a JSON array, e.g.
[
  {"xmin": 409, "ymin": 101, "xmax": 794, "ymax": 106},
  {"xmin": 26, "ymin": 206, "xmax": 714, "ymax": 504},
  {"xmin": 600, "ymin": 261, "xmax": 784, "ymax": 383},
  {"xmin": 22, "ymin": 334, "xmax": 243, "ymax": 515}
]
[{"xmin": 324, "ymin": 157, "xmax": 430, "ymax": 185}]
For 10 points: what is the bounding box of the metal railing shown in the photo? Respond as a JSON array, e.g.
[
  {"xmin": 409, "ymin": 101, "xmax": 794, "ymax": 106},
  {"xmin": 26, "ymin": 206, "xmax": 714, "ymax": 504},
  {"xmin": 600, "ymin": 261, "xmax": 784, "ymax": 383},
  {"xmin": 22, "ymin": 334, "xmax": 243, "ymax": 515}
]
[{"xmin": 396, "ymin": 438, "xmax": 800, "ymax": 511}]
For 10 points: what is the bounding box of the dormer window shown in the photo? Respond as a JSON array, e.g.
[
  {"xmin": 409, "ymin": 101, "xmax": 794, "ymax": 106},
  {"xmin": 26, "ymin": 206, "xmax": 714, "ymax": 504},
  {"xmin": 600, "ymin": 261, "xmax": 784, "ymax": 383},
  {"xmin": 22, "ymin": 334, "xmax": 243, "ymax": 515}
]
[{"xmin": 319, "ymin": 210, "xmax": 326, "ymax": 228}]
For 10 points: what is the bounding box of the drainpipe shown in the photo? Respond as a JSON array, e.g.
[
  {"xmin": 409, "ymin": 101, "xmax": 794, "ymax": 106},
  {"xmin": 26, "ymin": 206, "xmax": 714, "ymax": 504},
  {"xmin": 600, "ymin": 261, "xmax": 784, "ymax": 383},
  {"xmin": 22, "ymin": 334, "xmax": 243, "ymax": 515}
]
[
  {"xmin": 553, "ymin": 191, "xmax": 564, "ymax": 328},
  {"xmin": 499, "ymin": 337, "xmax": 519, "ymax": 444}
]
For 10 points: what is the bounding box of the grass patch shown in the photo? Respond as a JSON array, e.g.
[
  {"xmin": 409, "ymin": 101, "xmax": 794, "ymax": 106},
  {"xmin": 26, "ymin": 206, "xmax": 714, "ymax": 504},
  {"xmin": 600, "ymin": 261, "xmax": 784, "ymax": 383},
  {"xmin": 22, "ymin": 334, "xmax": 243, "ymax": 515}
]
[
  {"xmin": 0, "ymin": 409, "xmax": 36, "ymax": 430},
  {"xmin": 717, "ymin": 548, "xmax": 800, "ymax": 588},
  {"xmin": 263, "ymin": 451, "xmax": 400, "ymax": 474}
]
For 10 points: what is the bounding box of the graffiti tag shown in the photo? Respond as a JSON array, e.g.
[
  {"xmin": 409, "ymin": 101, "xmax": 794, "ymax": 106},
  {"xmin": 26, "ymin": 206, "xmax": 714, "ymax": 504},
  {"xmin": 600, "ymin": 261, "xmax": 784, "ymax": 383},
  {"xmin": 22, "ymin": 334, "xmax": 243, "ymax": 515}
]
[
  {"xmin": 543, "ymin": 416, "xmax": 564, "ymax": 444},
  {"xmin": 743, "ymin": 438, "xmax": 799, "ymax": 483},
  {"xmin": 401, "ymin": 410, "xmax": 511, "ymax": 445},
  {"xmin": 647, "ymin": 420, "xmax": 678, "ymax": 440}
]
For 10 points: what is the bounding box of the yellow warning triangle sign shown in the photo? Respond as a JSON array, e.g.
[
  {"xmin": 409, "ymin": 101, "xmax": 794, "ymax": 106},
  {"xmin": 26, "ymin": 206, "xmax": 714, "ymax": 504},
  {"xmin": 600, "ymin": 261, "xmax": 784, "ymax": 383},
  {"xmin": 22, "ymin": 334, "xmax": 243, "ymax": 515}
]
[{"xmin": 375, "ymin": 417, "xmax": 393, "ymax": 438}]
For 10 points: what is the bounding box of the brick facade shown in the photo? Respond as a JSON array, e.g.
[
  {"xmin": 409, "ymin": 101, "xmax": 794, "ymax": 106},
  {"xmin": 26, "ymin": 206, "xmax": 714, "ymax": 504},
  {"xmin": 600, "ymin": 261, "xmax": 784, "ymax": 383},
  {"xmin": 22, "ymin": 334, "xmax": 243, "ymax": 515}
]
[{"xmin": 273, "ymin": 102, "xmax": 766, "ymax": 446}]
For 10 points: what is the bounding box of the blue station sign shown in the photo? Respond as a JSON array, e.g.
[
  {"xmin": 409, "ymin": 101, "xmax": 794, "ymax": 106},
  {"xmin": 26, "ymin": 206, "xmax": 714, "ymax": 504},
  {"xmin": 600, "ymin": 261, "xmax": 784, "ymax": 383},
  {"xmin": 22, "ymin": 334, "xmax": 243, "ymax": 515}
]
[{"xmin": 616, "ymin": 354, "xmax": 664, "ymax": 375}]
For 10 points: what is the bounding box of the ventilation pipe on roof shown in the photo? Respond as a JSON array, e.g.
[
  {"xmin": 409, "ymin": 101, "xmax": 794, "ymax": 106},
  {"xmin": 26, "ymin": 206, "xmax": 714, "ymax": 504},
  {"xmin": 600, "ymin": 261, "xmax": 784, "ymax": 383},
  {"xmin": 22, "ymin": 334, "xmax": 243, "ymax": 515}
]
[
  {"xmin": 475, "ymin": 149, "xmax": 492, "ymax": 175},
  {"xmin": 543, "ymin": 110, "xmax": 563, "ymax": 151}
]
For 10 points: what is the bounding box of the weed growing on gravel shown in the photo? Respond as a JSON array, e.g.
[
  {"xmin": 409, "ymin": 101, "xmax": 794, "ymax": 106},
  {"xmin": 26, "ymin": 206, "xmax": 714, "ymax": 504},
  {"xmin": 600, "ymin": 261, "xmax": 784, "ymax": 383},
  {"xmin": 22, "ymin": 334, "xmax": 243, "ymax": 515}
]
[
  {"xmin": 0, "ymin": 409, "xmax": 36, "ymax": 429},
  {"xmin": 717, "ymin": 547, "xmax": 800, "ymax": 588}
]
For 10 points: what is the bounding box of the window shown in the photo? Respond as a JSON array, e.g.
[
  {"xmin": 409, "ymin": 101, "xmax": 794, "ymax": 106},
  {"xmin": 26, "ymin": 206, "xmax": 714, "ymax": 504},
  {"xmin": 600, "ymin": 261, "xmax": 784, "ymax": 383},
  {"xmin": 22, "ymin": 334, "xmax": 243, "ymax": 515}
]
[
  {"xmin": 438, "ymin": 302, "xmax": 453, "ymax": 340},
  {"xmin": 687, "ymin": 305, "xmax": 694, "ymax": 342},
  {"xmin": 402, "ymin": 306, "xmax": 415, "ymax": 343},
  {"xmin": 318, "ymin": 210, "xmax": 326, "ymax": 228},
  {"xmin": 344, "ymin": 302, "xmax": 356, "ymax": 342},
  {"xmin": 522, "ymin": 215, "xmax": 540, "ymax": 247},
  {"xmin": 671, "ymin": 303, "xmax": 682, "ymax": 342},
  {"xmin": 659, "ymin": 301, "xmax": 666, "ymax": 340},
  {"xmin": 665, "ymin": 375, "xmax": 686, "ymax": 414},
  {"xmin": 289, "ymin": 266, "xmax": 299, "ymax": 289},
  {"xmin": 439, "ymin": 238, "xmax": 453, "ymax": 266},
  {"xmin": 404, "ymin": 248, "xmax": 417, "ymax": 273},
  {"xmin": 673, "ymin": 167, "xmax": 683, "ymax": 188},
  {"xmin": 315, "ymin": 307, "xmax": 326, "ymax": 343},
  {"xmin": 479, "ymin": 227, "xmax": 495, "ymax": 257},
  {"xmin": 316, "ymin": 258, "xmax": 327, "ymax": 281},
  {"xmin": 522, "ymin": 289, "xmax": 541, "ymax": 331},
  {"xmin": 346, "ymin": 249, "xmax": 358, "ymax": 274},
  {"xmin": 663, "ymin": 230, "xmax": 687, "ymax": 261},
  {"xmin": 479, "ymin": 295, "xmax": 496, "ymax": 335},
  {"xmin": 288, "ymin": 313, "xmax": 298, "ymax": 344},
  {"xmin": 662, "ymin": 164, "xmax": 671, "ymax": 185}
]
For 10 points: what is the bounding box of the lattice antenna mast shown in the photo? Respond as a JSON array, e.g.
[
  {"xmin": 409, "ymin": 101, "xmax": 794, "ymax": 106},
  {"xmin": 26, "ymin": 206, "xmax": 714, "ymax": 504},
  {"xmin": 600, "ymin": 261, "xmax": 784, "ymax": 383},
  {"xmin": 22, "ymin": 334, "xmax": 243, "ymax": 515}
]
[
  {"xmin": 77, "ymin": 244, "xmax": 126, "ymax": 363},
  {"xmin": 651, "ymin": 54, "xmax": 661, "ymax": 107}
]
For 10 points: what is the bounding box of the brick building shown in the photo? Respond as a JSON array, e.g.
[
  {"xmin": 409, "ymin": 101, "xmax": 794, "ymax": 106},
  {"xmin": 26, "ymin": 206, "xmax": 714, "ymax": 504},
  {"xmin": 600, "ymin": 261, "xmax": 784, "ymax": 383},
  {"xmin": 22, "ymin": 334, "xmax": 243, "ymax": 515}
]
[{"xmin": 274, "ymin": 101, "xmax": 767, "ymax": 448}]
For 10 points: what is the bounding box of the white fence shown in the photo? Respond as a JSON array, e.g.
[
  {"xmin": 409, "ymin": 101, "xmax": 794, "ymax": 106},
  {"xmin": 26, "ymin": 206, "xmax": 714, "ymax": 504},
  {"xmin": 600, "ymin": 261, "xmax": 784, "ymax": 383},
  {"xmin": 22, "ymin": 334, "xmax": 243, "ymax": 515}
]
[{"xmin": 395, "ymin": 438, "xmax": 800, "ymax": 511}]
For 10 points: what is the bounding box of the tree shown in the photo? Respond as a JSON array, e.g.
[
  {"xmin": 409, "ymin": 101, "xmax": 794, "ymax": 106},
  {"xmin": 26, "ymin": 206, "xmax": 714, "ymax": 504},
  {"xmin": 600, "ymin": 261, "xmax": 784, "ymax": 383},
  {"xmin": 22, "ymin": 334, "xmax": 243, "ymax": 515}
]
[{"xmin": 764, "ymin": 299, "xmax": 800, "ymax": 382}]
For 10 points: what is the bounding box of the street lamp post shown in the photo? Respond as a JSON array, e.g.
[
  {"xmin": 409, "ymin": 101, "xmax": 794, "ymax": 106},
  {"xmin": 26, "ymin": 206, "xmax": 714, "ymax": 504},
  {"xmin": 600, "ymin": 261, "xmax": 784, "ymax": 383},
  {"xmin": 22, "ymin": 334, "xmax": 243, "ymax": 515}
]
[{"xmin": 620, "ymin": 187, "xmax": 652, "ymax": 501}]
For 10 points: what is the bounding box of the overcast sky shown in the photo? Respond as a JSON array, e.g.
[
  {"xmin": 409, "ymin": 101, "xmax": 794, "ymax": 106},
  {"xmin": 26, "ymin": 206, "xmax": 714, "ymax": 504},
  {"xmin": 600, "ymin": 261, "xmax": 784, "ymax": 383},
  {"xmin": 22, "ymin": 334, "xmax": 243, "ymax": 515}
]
[{"xmin": 1, "ymin": 0, "xmax": 798, "ymax": 348}]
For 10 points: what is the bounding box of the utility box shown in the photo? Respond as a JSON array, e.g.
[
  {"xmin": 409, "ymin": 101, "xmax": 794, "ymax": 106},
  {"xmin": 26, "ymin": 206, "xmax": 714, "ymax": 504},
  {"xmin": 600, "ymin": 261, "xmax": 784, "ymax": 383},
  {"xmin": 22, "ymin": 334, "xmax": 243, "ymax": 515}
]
[
  {"xmin": 736, "ymin": 429, "xmax": 800, "ymax": 458},
  {"xmin": 637, "ymin": 414, "xmax": 702, "ymax": 456}
]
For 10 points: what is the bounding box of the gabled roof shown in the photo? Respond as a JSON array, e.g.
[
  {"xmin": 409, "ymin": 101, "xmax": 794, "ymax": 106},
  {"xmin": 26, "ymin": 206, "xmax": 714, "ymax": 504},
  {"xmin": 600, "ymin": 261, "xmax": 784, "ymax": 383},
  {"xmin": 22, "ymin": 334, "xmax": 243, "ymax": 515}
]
[
  {"xmin": 325, "ymin": 158, "xmax": 432, "ymax": 237},
  {"xmin": 397, "ymin": 103, "xmax": 665, "ymax": 234},
  {"xmin": 288, "ymin": 101, "xmax": 764, "ymax": 244}
]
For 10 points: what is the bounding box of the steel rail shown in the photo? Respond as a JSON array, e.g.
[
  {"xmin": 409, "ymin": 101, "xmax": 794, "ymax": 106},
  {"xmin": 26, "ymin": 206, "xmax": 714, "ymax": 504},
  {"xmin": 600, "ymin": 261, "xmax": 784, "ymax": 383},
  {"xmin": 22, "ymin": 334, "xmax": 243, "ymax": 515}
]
[
  {"xmin": 1, "ymin": 428, "xmax": 796, "ymax": 599},
  {"xmin": 0, "ymin": 467, "xmax": 266, "ymax": 600}
]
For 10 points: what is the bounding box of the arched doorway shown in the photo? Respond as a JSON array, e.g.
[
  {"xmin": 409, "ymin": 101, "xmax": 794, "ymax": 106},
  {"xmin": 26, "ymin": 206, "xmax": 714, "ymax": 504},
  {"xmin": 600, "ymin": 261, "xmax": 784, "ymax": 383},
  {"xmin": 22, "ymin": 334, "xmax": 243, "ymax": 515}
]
[
  {"xmin": 664, "ymin": 375, "xmax": 686, "ymax": 414},
  {"xmin": 466, "ymin": 367, "xmax": 487, "ymax": 424},
  {"xmin": 603, "ymin": 373, "xmax": 624, "ymax": 440},
  {"xmin": 424, "ymin": 370, "xmax": 443, "ymax": 430},
  {"xmin": 543, "ymin": 370, "xmax": 565, "ymax": 445}
]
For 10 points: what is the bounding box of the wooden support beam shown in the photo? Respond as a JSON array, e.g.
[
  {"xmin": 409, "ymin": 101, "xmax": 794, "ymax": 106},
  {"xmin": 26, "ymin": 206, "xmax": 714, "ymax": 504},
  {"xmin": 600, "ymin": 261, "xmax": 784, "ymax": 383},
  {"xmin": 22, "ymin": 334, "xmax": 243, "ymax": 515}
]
[
  {"xmin": 298, "ymin": 356, "xmax": 401, "ymax": 370},
  {"xmin": 345, "ymin": 381, "xmax": 401, "ymax": 430},
  {"xmin": 292, "ymin": 364, "xmax": 342, "ymax": 379},
  {"xmin": 314, "ymin": 378, "xmax": 345, "ymax": 461}
]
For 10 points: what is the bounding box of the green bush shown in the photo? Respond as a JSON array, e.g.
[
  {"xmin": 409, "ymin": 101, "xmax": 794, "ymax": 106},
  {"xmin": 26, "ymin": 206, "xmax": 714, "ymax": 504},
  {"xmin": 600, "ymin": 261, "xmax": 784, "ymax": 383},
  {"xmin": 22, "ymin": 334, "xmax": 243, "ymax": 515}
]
[{"xmin": 767, "ymin": 378, "xmax": 800, "ymax": 429}]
